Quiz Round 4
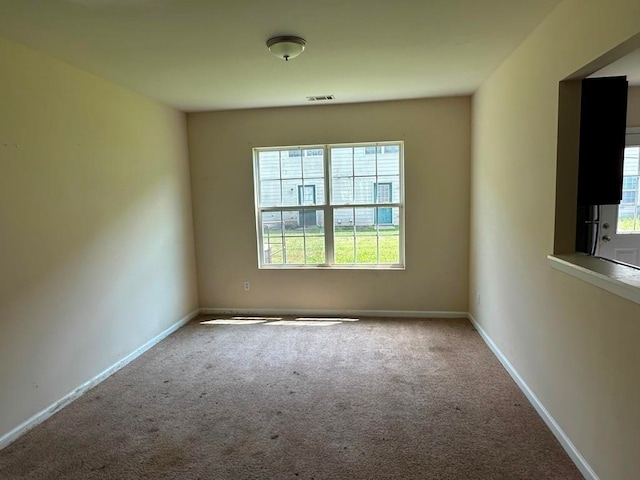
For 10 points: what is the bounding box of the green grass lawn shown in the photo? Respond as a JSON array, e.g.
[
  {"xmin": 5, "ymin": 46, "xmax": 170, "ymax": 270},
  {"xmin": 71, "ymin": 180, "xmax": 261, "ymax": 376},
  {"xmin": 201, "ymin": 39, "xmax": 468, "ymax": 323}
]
[
  {"xmin": 263, "ymin": 226, "xmax": 400, "ymax": 264},
  {"xmin": 618, "ymin": 216, "xmax": 639, "ymax": 232}
]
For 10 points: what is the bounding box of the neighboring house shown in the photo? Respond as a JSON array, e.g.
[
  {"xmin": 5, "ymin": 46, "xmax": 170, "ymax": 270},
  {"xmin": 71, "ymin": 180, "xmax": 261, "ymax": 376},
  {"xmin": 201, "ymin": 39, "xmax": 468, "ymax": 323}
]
[{"xmin": 260, "ymin": 146, "xmax": 401, "ymax": 229}]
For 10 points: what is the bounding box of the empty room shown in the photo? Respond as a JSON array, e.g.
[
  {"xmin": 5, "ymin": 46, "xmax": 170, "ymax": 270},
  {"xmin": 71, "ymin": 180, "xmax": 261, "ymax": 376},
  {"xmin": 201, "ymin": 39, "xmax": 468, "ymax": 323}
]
[{"xmin": 1, "ymin": 1, "xmax": 639, "ymax": 479}]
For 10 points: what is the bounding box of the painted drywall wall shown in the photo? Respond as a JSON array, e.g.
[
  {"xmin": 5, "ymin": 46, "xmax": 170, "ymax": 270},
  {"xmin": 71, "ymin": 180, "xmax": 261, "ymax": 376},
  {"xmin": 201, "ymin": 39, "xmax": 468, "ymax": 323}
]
[
  {"xmin": 470, "ymin": 0, "xmax": 640, "ymax": 479},
  {"xmin": 0, "ymin": 35, "xmax": 198, "ymax": 438},
  {"xmin": 188, "ymin": 98, "xmax": 470, "ymax": 312},
  {"xmin": 628, "ymin": 86, "xmax": 640, "ymax": 126}
]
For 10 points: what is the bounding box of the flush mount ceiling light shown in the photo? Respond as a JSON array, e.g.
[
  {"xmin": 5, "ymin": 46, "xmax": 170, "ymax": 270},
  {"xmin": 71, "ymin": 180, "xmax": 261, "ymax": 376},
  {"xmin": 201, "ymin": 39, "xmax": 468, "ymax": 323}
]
[{"xmin": 267, "ymin": 36, "xmax": 306, "ymax": 61}]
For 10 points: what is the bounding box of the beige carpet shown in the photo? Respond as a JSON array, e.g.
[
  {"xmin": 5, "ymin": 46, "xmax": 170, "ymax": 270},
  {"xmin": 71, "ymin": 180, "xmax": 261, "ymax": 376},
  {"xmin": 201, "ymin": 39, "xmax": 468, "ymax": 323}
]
[{"xmin": 0, "ymin": 316, "xmax": 583, "ymax": 479}]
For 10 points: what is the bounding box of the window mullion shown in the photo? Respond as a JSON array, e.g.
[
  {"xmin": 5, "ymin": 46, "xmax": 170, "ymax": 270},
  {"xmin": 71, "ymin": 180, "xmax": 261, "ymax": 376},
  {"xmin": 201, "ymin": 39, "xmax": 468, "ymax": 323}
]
[
  {"xmin": 325, "ymin": 205, "xmax": 334, "ymax": 265},
  {"xmin": 352, "ymin": 207, "xmax": 357, "ymax": 263},
  {"xmin": 278, "ymin": 151, "xmax": 284, "ymax": 207},
  {"xmin": 351, "ymin": 147, "xmax": 355, "ymax": 208},
  {"xmin": 375, "ymin": 144, "xmax": 380, "ymax": 263},
  {"xmin": 300, "ymin": 149, "xmax": 306, "ymax": 264},
  {"xmin": 280, "ymin": 217, "xmax": 286, "ymax": 264},
  {"xmin": 325, "ymin": 146, "xmax": 334, "ymax": 265},
  {"xmin": 257, "ymin": 209, "xmax": 264, "ymax": 266},
  {"xmin": 302, "ymin": 223, "xmax": 307, "ymax": 265}
]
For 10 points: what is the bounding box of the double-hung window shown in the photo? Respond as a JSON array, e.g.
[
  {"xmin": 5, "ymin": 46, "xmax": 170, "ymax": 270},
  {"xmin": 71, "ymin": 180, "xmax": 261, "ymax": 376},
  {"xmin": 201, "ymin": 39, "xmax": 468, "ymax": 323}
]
[{"xmin": 253, "ymin": 142, "xmax": 404, "ymax": 268}]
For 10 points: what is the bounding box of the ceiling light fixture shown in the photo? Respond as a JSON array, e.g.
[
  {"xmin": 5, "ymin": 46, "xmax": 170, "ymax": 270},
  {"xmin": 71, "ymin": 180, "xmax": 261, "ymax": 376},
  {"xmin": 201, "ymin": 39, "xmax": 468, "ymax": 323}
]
[{"xmin": 267, "ymin": 36, "xmax": 306, "ymax": 61}]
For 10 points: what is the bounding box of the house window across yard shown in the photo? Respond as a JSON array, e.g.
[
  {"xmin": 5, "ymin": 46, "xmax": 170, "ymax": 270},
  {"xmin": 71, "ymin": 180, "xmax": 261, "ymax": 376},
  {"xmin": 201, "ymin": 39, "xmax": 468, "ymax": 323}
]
[{"xmin": 253, "ymin": 142, "xmax": 404, "ymax": 268}]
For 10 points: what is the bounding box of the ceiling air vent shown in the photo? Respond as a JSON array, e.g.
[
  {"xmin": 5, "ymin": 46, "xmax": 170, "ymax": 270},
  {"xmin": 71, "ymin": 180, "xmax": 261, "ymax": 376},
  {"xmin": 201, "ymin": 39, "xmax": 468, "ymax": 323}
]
[{"xmin": 307, "ymin": 95, "xmax": 335, "ymax": 102}]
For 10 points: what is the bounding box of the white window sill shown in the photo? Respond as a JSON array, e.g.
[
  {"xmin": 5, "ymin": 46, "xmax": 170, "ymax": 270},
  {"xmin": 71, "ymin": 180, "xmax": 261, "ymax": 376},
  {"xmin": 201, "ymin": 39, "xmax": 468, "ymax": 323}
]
[
  {"xmin": 259, "ymin": 264, "xmax": 406, "ymax": 270},
  {"xmin": 548, "ymin": 253, "xmax": 640, "ymax": 305}
]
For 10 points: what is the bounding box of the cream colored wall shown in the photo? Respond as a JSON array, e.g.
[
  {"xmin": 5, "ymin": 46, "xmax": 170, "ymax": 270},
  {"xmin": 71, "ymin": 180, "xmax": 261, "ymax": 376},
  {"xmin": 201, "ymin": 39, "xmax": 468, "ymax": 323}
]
[
  {"xmin": 188, "ymin": 98, "xmax": 470, "ymax": 312},
  {"xmin": 470, "ymin": 1, "xmax": 640, "ymax": 479},
  {"xmin": 628, "ymin": 86, "xmax": 640, "ymax": 126},
  {"xmin": 0, "ymin": 36, "xmax": 198, "ymax": 438}
]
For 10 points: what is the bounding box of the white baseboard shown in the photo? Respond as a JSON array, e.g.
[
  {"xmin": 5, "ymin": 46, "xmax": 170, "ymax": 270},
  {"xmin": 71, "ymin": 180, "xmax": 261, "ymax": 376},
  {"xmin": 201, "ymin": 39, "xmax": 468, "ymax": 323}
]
[
  {"xmin": 467, "ymin": 313, "xmax": 599, "ymax": 480},
  {"xmin": 200, "ymin": 307, "xmax": 468, "ymax": 318},
  {"xmin": 0, "ymin": 309, "xmax": 199, "ymax": 451}
]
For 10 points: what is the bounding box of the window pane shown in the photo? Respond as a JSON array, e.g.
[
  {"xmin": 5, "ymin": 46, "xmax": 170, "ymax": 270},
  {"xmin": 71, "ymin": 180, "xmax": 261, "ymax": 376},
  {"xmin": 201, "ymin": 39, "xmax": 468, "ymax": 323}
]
[
  {"xmin": 282, "ymin": 208, "xmax": 325, "ymax": 265},
  {"xmin": 355, "ymin": 227, "xmax": 377, "ymax": 264},
  {"xmin": 257, "ymin": 148, "xmax": 325, "ymax": 207},
  {"xmin": 376, "ymin": 206, "xmax": 392, "ymax": 225},
  {"xmin": 377, "ymin": 177, "xmax": 400, "ymax": 203},
  {"xmin": 334, "ymin": 235, "xmax": 355, "ymax": 264},
  {"xmin": 302, "ymin": 208, "xmax": 325, "ymax": 264},
  {"xmin": 262, "ymin": 212, "xmax": 284, "ymax": 264},
  {"xmin": 334, "ymin": 208, "xmax": 355, "ymax": 264},
  {"xmin": 299, "ymin": 208, "xmax": 320, "ymax": 230},
  {"xmin": 258, "ymin": 152, "xmax": 280, "ymax": 179},
  {"xmin": 298, "ymin": 185, "xmax": 315, "ymax": 205},
  {"xmin": 354, "ymin": 152, "xmax": 376, "ymax": 176},
  {"xmin": 334, "ymin": 207, "xmax": 354, "ymax": 230},
  {"xmin": 354, "ymin": 210, "xmax": 378, "ymax": 265},
  {"xmin": 260, "ymin": 180, "xmax": 282, "ymax": 207},
  {"xmin": 331, "ymin": 143, "xmax": 401, "ymax": 207},
  {"xmin": 303, "ymin": 155, "xmax": 324, "ymax": 178},
  {"xmin": 332, "ymin": 207, "xmax": 400, "ymax": 264},
  {"xmin": 312, "ymin": 182, "xmax": 326, "ymax": 205},
  {"xmin": 281, "ymin": 155, "xmax": 302, "ymax": 179},
  {"xmin": 384, "ymin": 145, "xmax": 399, "ymax": 154},
  {"xmin": 378, "ymin": 209, "xmax": 400, "ymax": 263},
  {"xmin": 332, "ymin": 177, "xmax": 353, "ymax": 205},
  {"xmin": 354, "ymin": 146, "xmax": 368, "ymax": 159},
  {"xmin": 380, "ymin": 235, "xmax": 400, "ymax": 263},
  {"xmin": 354, "ymin": 177, "xmax": 376, "ymax": 203},
  {"xmin": 331, "ymin": 148, "xmax": 353, "ymax": 177},
  {"xmin": 623, "ymin": 147, "xmax": 639, "ymax": 176},
  {"xmin": 284, "ymin": 236, "xmax": 304, "ymax": 263},
  {"xmin": 374, "ymin": 182, "xmax": 392, "ymax": 204},
  {"xmin": 622, "ymin": 190, "xmax": 636, "ymax": 204},
  {"xmin": 262, "ymin": 209, "xmax": 325, "ymax": 264},
  {"xmin": 377, "ymin": 150, "xmax": 400, "ymax": 177},
  {"xmin": 297, "ymin": 182, "xmax": 325, "ymax": 205},
  {"xmin": 622, "ymin": 176, "xmax": 638, "ymax": 191},
  {"xmin": 618, "ymin": 205, "xmax": 636, "ymax": 232},
  {"xmin": 364, "ymin": 146, "xmax": 381, "ymax": 155},
  {"xmin": 281, "ymin": 179, "xmax": 302, "ymax": 206},
  {"xmin": 352, "ymin": 206, "xmax": 373, "ymax": 226}
]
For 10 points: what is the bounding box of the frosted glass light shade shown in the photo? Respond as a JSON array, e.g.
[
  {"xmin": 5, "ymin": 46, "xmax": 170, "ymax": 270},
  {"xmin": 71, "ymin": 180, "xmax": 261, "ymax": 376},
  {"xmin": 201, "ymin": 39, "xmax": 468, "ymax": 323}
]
[{"xmin": 267, "ymin": 36, "xmax": 306, "ymax": 61}]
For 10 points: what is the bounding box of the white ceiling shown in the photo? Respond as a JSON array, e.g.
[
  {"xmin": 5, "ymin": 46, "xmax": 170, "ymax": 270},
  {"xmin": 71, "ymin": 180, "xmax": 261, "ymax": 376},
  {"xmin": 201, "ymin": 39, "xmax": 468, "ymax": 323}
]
[{"xmin": 0, "ymin": 0, "xmax": 561, "ymax": 112}]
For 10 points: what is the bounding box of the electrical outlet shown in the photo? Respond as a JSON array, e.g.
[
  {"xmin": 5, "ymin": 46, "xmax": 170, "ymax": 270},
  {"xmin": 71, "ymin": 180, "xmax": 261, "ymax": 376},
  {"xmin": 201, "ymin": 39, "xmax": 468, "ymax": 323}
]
[
  {"xmin": 243, "ymin": 281, "xmax": 250, "ymax": 291},
  {"xmin": 476, "ymin": 291, "xmax": 481, "ymax": 305}
]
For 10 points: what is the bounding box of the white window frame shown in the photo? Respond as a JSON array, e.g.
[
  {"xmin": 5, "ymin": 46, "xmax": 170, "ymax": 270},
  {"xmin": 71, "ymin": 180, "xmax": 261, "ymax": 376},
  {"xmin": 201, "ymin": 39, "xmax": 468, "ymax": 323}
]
[{"xmin": 253, "ymin": 142, "xmax": 405, "ymax": 269}]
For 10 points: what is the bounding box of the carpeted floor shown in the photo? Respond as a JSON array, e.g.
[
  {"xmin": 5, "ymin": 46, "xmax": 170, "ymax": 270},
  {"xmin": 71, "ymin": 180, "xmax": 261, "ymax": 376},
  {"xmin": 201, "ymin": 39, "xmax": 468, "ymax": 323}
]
[{"xmin": 0, "ymin": 316, "xmax": 583, "ymax": 479}]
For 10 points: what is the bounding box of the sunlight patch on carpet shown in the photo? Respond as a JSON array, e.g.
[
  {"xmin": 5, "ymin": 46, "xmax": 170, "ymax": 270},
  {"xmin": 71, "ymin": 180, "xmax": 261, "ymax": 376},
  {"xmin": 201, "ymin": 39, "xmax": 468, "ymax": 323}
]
[
  {"xmin": 232, "ymin": 316, "xmax": 283, "ymax": 320},
  {"xmin": 295, "ymin": 317, "xmax": 360, "ymax": 322},
  {"xmin": 200, "ymin": 319, "xmax": 267, "ymax": 325},
  {"xmin": 266, "ymin": 320, "xmax": 343, "ymax": 326},
  {"xmin": 200, "ymin": 317, "xmax": 358, "ymax": 326}
]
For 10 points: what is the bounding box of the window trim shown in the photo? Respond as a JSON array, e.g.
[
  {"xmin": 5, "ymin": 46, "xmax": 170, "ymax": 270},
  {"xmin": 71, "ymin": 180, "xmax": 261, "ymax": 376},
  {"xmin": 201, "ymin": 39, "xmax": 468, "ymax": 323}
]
[{"xmin": 253, "ymin": 142, "xmax": 405, "ymax": 270}]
